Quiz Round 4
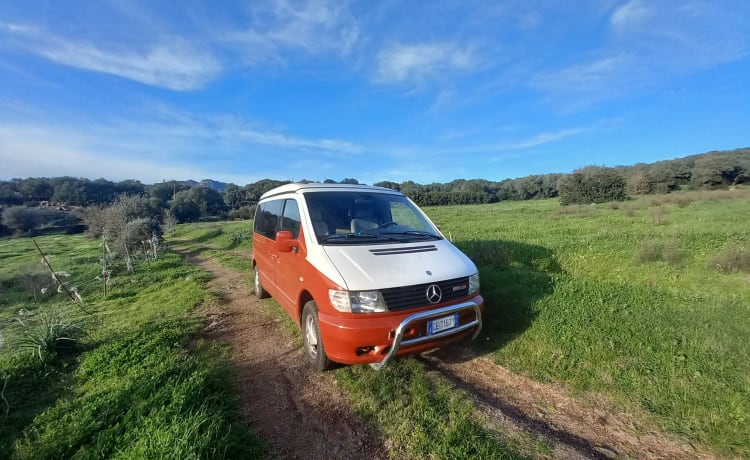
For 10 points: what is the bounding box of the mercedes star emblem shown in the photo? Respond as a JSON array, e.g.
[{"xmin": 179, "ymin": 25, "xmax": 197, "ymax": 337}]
[{"xmin": 426, "ymin": 284, "xmax": 443, "ymax": 304}]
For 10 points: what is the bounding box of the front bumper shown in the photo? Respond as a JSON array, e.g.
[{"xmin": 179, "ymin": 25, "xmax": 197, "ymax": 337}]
[{"xmin": 317, "ymin": 295, "xmax": 484, "ymax": 368}]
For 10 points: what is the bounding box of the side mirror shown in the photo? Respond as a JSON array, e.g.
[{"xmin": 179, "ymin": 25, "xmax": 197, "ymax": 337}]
[{"xmin": 275, "ymin": 231, "xmax": 298, "ymax": 253}]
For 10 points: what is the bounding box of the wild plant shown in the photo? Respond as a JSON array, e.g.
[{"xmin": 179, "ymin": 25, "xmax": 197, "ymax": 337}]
[{"xmin": 13, "ymin": 307, "xmax": 84, "ymax": 362}]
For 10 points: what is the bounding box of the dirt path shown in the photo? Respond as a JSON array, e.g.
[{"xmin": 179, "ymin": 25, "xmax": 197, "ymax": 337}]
[
  {"xmin": 174, "ymin": 246, "xmax": 386, "ymax": 460},
  {"xmin": 175, "ymin": 245, "xmax": 717, "ymax": 460},
  {"xmin": 421, "ymin": 347, "xmax": 716, "ymax": 459}
]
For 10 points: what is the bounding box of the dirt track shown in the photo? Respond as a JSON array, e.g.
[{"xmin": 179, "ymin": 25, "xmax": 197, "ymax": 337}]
[{"xmin": 177, "ymin": 246, "xmax": 716, "ymax": 460}]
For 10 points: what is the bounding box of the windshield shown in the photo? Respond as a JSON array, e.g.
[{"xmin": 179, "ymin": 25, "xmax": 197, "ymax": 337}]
[{"xmin": 304, "ymin": 191, "xmax": 442, "ymax": 244}]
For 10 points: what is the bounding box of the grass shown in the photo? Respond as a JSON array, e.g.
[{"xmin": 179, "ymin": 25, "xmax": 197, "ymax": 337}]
[
  {"xmin": 169, "ymin": 220, "xmax": 528, "ymax": 459},
  {"xmin": 170, "ymin": 191, "xmax": 750, "ymax": 456},
  {"xmin": 427, "ymin": 189, "xmax": 750, "ymax": 457},
  {"xmin": 337, "ymin": 359, "xmax": 523, "ymax": 459},
  {"xmin": 6, "ymin": 188, "xmax": 745, "ymax": 458},
  {"xmin": 0, "ymin": 234, "xmax": 265, "ymax": 458},
  {"xmin": 169, "ymin": 221, "xmax": 253, "ymax": 272}
]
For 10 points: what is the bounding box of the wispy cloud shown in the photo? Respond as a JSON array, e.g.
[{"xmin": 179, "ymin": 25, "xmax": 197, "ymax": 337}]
[
  {"xmin": 377, "ymin": 127, "xmax": 583, "ymax": 160},
  {"xmin": 610, "ymin": 0, "xmax": 650, "ymax": 29},
  {"xmin": 532, "ymin": 0, "xmax": 750, "ymax": 107},
  {"xmin": 0, "ymin": 108, "xmax": 363, "ymax": 183},
  {"xmin": 0, "ymin": 124, "xmax": 223, "ymax": 183},
  {"xmin": 375, "ymin": 42, "xmax": 476, "ymax": 84},
  {"xmin": 533, "ymin": 55, "xmax": 636, "ymax": 94},
  {"xmin": 0, "ymin": 22, "xmax": 221, "ymax": 91},
  {"xmin": 222, "ymin": 0, "xmax": 359, "ymax": 64}
]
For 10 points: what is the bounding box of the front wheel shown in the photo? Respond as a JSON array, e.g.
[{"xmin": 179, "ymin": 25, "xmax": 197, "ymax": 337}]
[
  {"xmin": 254, "ymin": 265, "xmax": 269, "ymax": 299},
  {"xmin": 302, "ymin": 301, "xmax": 332, "ymax": 371}
]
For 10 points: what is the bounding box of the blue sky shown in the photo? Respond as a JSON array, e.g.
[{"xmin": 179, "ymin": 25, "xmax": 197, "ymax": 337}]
[{"xmin": 1, "ymin": 0, "xmax": 749, "ymax": 185}]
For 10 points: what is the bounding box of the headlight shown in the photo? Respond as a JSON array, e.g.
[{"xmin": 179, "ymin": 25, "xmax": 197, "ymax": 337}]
[
  {"xmin": 328, "ymin": 289, "xmax": 388, "ymax": 313},
  {"xmin": 468, "ymin": 273, "xmax": 480, "ymax": 295}
]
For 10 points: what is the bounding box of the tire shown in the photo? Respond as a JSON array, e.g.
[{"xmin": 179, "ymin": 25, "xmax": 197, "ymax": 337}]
[
  {"xmin": 302, "ymin": 301, "xmax": 332, "ymax": 371},
  {"xmin": 254, "ymin": 265, "xmax": 269, "ymax": 299}
]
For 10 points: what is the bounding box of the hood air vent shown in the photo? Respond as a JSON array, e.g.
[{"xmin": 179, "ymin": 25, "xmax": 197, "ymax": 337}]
[{"xmin": 369, "ymin": 245, "xmax": 437, "ymax": 256}]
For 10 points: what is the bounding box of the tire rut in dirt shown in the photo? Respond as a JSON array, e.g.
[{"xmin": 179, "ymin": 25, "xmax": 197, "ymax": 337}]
[
  {"xmin": 418, "ymin": 346, "xmax": 715, "ymax": 460},
  {"xmin": 176, "ymin": 247, "xmax": 386, "ymax": 460},
  {"xmin": 418, "ymin": 353, "xmax": 610, "ymax": 460}
]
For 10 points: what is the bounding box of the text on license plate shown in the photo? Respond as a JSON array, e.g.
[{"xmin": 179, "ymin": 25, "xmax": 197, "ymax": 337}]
[{"xmin": 428, "ymin": 314, "xmax": 458, "ymax": 335}]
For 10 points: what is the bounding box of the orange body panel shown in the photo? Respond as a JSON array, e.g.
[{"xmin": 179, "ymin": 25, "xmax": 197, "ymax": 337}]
[{"xmin": 317, "ymin": 294, "xmax": 485, "ymax": 364}]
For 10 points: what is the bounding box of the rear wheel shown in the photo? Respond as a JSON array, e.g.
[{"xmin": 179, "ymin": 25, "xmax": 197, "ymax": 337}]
[
  {"xmin": 254, "ymin": 265, "xmax": 268, "ymax": 299},
  {"xmin": 302, "ymin": 301, "xmax": 332, "ymax": 371}
]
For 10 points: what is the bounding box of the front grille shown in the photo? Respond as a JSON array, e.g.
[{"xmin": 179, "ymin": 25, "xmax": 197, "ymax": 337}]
[{"xmin": 381, "ymin": 277, "xmax": 470, "ymax": 311}]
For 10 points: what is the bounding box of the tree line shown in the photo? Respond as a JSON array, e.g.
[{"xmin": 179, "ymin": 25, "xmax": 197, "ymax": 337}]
[{"xmin": 1, "ymin": 148, "xmax": 748, "ymax": 235}]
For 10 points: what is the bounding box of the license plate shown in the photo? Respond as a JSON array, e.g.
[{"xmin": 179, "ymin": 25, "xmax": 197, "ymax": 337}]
[{"xmin": 428, "ymin": 314, "xmax": 458, "ymax": 335}]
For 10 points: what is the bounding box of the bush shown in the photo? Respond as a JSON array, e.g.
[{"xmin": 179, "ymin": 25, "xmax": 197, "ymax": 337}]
[
  {"xmin": 709, "ymin": 243, "xmax": 750, "ymax": 274},
  {"xmin": 14, "ymin": 307, "xmax": 84, "ymax": 362},
  {"xmin": 82, "ymin": 195, "xmax": 160, "ymax": 254},
  {"xmin": 119, "ymin": 218, "xmax": 154, "ymax": 254},
  {"xmin": 559, "ymin": 166, "xmax": 627, "ymax": 205},
  {"xmin": 228, "ymin": 204, "xmax": 256, "ymax": 220},
  {"xmin": 636, "ymin": 242, "xmax": 660, "ymax": 263},
  {"xmin": 1, "ymin": 206, "xmax": 80, "ymax": 235},
  {"xmin": 229, "ymin": 229, "xmax": 251, "ymax": 246},
  {"xmin": 652, "ymin": 207, "xmax": 669, "ymax": 226}
]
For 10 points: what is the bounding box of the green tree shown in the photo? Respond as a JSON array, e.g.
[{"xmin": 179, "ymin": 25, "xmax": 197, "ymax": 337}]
[
  {"xmin": 559, "ymin": 166, "xmax": 627, "ymax": 205},
  {"xmin": 223, "ymin": 183, "xmax": 245, "ymax": 210},
  {"xmin": 170, "ymin": 187, "xmax": 227, "ymax": 223}
]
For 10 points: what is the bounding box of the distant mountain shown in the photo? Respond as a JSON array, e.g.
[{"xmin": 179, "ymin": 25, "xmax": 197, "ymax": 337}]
[{"xmin": 178, "ymin": 179, "xmax": 229, "ymax": 192}]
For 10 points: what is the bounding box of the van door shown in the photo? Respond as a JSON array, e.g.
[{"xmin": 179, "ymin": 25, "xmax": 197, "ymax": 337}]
[
  {"xmin": 275, "ymin": 199, "xmax": 305, "ymax": 321},
  {"xmin": 253, "ymin": 199, "xmax": 283, "ymax": 296}
]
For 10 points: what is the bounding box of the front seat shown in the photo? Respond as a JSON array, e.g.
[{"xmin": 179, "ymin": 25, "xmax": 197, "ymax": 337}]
[{"xmin": 350, "ymin": 205, "xmax": 378, "ymax": 233}]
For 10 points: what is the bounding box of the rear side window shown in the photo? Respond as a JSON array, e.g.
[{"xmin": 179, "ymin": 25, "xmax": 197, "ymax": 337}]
[
  {"xmin": 254, "ymin": 199, "xmax": 283, "ymax": 239},
  {"xmin": 280, "ymin": 199, "xmax": 301, "ymax": 238}
]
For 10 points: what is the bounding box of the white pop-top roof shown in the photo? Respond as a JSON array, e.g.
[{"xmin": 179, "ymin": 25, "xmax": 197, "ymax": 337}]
[{"xmin": 259, "ymin": 182, "xmax": 400, "ymax": 201}]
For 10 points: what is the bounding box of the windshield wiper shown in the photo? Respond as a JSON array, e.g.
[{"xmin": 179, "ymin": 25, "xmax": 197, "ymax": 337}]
[
  {"xmin": 321, "ymin": 233, "xmax": 379, "ymax": 241},
  {"xmin": 380, "ymin": 230, "xmax": 441, "ymax": 239}
]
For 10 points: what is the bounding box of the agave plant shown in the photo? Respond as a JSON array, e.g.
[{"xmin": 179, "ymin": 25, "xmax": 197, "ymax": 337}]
[{"xmin": 14, "ymin": 308, "xmax": 83, "ymax": 362}]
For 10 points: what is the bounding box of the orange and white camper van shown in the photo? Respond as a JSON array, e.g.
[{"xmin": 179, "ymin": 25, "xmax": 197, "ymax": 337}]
[{"xmin": 252, "ymin": 183, "xmax": 484, "ymax": 370}]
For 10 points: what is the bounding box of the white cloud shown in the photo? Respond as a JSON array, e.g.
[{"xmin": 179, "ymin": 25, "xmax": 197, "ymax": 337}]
[
  {"xmin": 0, "ymin": 125, "xmax": 214, "ymax": 182},
  {"xmin": 375, "ymin": 42, "xmax": 475, "ymax": 84},
  {"xmin": 40, "ymin": 39, "xmax": 220, "ymax": 91},
  {"xmin": 0, "ymin": 112, "xmax": 363, "ymax": 183},
  {"xmin": 1, "ymin": 22, "xmax": 221, "ymax": 91},
  {"xmin": 533, "ymin": 56, "xmax": 634, "ymax": 94},
  {"xmin": 610, "ymin": 0, "xmax": 650, "ymax": 29},
  {"xmin": 222, "ymin": 0, "xmax": 360, "ymax": 63}
]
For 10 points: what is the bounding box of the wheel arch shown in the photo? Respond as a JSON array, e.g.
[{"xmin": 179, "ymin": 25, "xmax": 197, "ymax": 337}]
[{"xmin": 297, "ymin": 289, "xmax": 314, "ymax": 324}]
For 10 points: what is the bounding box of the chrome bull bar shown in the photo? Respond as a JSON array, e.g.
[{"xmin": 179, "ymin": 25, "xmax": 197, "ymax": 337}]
[{"xmin": 369, "ymin": 302, "xmax": 482, "ymax": 370}]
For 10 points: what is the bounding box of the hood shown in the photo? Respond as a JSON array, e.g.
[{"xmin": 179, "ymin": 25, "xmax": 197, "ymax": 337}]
[{"xmin": 322, "ymin": 239, "xmax": 477, "ymax": 291}]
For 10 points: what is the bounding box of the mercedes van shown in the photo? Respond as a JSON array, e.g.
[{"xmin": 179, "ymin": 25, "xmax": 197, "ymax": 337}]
[{"xmin": 252, "ymin": 183, "xmax": 484, "ymax": 370}]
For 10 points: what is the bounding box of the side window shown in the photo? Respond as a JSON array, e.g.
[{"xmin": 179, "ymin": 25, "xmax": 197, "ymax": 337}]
[
  {"xmin": 254, "ymin": 200, "xmax": 283, "ymax": 239},
  {"xmin": 280, "ymin": 199, "xmax": 301, "ymax": 238}
]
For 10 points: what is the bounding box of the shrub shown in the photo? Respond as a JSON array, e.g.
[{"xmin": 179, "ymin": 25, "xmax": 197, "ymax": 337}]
[
  {"xmin": 652, "ymin": 207, "xmax": 669, "ymax": 226},
  {"xmin": 559, "ymin": 166, "xmax": 627, "ymax": 205},
  {"xmin": 83, "ymin": 195, "xmax": 160, "ymax": 257},
  {"xmin": 708, "ymin": 243, "xmax": 750, "ymax": 274},
  {"xmin": 163, "ymin": 209, "xmax": 178, "ymax": 234},
  {"xmin": 663, "ymin": 240, "xmax": 684, "ymax": 266},
  {"xmin": 229, "ymin": 229, "xmax": 251, "ymax": 246},
  {"xmin": 119, "ymin": 218, "xmax": 154, "ymax": 254},
  {"xmin": 636, "ymin": 242, "xmax": 660, "ymax": 263},
  {"xmin": 1, "ymin": 206, "xmax": 79, "ymax": 235},
  {"xmin": 14, "ymin": 307, "xmax": 84, "ymax": 362},
  {"xmin": 229, "ymin": 204, "xmax": 256, "ymax": 220},
  {"xmin": 80, "ymin": 206, "xmax": 106, "ymax": 238}
]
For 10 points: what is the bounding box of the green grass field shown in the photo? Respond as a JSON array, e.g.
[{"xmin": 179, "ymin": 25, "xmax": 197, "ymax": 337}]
[
  {"xmin": 2, "ymin": 189, "xmax": 748, "ymax": 458},
  {"xmin": 429, "ymin": 189, "xmax": 750, "ymax": 456},
  {"xmin": 0, "ymin": 234, "xmax": 265, "ymax": 458}
]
